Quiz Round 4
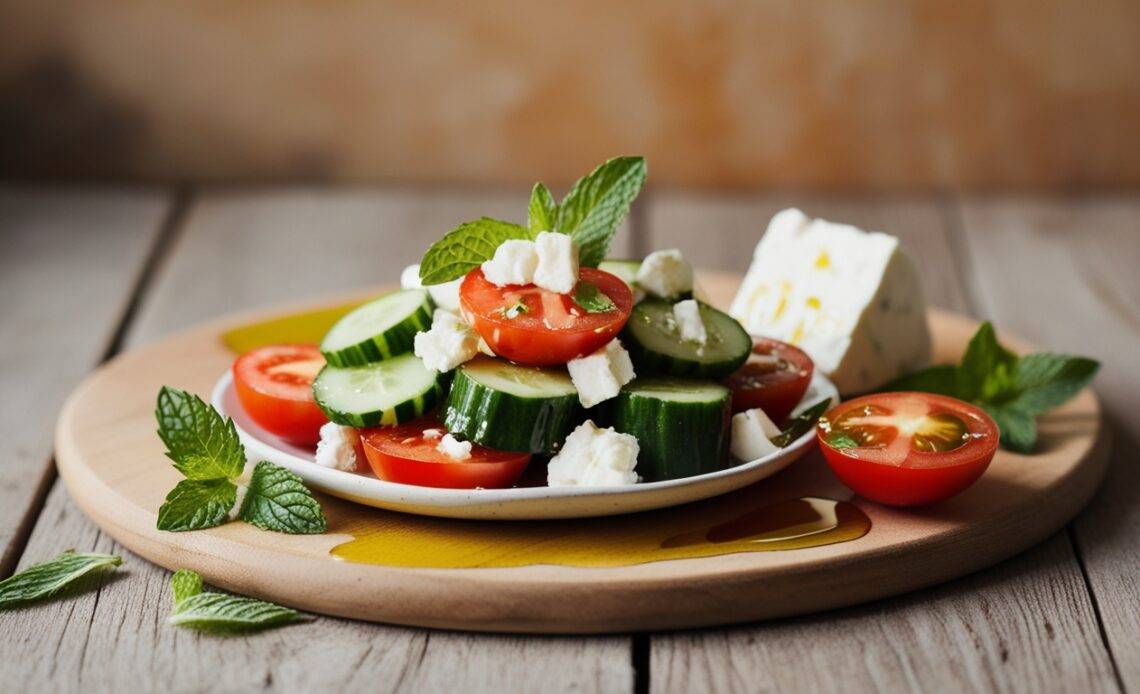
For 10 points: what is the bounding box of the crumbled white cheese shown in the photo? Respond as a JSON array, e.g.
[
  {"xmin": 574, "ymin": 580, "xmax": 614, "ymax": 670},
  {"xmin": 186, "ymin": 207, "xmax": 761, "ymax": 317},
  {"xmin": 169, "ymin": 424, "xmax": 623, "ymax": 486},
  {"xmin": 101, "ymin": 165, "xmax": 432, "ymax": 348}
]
[
  {"xmin": 533, "ymin": 231, "xmax": 580, "ymax": 294},
  {"xmin": 672, "ymin": 299, "xmax": 707, "ymax": 344},
  {"xmin": 481, "ymin": 239, "xmax": 539, "ymax": 287},
  {"xmin": 401, "ymin": 263, "xmax": 462, "ymax": 312},
  {"xmin": 314, "ymin": 422, "xmax": 360, "ymax": 471},
  {"xmin": 547, "ymin": 420, "xmax": 640, "ymax": 486},
  {"xmin": 413, "ymin": 309, "xmax": 480, "ymax": 372},
  {"xmin": 730, "ymin": 408, "xmax": 782, "ymax": 461},
  {"xmin": 436, "ymin": 433, "xmax": 472, "ymax": 460},
  {"xmin": 567, "ymin": 339, "xmax": 636, "ymax": 408},
  {"xmin": 422, "ymin": 428, "xmax": 443, "ymax": 440},
  {"xmin": 636, "ymin": 249, "xmax": 693, "ymax": 299}
]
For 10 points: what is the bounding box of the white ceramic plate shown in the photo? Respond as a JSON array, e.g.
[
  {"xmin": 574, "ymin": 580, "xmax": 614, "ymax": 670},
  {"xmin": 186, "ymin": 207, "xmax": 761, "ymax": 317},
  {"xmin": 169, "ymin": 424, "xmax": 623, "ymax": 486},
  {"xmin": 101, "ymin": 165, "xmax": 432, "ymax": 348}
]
[{"xmin": 212, "ymin": 372, "xmax": 837, "ymax": 520}]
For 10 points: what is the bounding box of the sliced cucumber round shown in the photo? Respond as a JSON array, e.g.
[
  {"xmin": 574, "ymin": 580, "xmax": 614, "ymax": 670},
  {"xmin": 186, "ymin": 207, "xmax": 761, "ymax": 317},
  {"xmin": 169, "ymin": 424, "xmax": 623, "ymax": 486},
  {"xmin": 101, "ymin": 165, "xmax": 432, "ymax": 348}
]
[
  {"xmin": 313, "ymin": 353, "xmax": 444, "ymax": 427},
  {"xmin": 600, "ymin": 377, "xmax": 732, "ymax": 482},
  {"xmin": 443, "ymin": 356, "xmax": 582, "ymax": 454},
  {"xmin": 320, "ymin": 289, "xmax": 433, "ymax": 367},
  {"xmin": 622, "ymin": 299, "xmax": 750, "ymax": 378}
]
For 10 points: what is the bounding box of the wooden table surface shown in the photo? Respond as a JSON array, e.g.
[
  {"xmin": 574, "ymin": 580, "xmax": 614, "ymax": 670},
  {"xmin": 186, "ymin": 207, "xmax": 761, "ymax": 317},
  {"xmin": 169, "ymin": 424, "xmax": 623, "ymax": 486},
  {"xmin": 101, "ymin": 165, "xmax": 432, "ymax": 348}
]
[{"xmin": 1, "ymin": 186, "xmax": 1137, "ymax": 692}]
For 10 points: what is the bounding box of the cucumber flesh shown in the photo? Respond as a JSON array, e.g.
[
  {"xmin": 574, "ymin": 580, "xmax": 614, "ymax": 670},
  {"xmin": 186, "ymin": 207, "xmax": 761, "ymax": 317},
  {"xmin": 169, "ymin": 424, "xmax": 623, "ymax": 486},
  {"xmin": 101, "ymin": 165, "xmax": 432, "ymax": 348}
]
[
  {"xmin": 320, "ymin": 289, "xmax": 433, "ymax": 367},
  {"xmin": 443, "ymin": 356, "xmax": 581, "ymax": 454},
  {"xmin": 622, "ymin": 299, "xmax": 750, "ymax": 378},
  {"xmin": 313, "ymin": 353, "xmax": 443, "ymax": 427}
]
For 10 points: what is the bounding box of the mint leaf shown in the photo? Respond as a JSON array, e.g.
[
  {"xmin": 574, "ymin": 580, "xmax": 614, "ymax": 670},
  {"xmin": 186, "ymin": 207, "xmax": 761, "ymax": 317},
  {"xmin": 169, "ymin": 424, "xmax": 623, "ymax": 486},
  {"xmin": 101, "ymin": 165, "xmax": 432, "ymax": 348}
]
[
  {"xmin": 1009, "ymin": 354, "xmax": 1099, "ymax": 415},
  {"xmin": 0, "ymin": 551, "xmax": 121, "ymax": 609},
  {"xmin": 824, "ymin": 431, "xmax": 861, "ymax": 449},
  {"xmin": 157, "ymin": 478, "xmax": 237, "ymax": 532},
  {"xmin": 168, "ymin": 572, "xmax": 300, "ymax": 632},
  {"xmin": 573, "ymin": 281, "xmax": 617, "ymax": 313},
  {"xmin": 238, "ymin": 461, "xmax": 327, "ymax": 534},
  {"xmin": 528, "ymin": 182, "xmax": 557, "ymax": 234},
  {"xmin": 884, "ymin": 364, "xmax": 960, "ymax": 395},
  {"xmin": 986, "ymin": 405, "xmax": 1038, "ymax": 453},
  {"xmin": 171, "ymin": 569, "xmax": 203, "ymax": 605},
  {"xmin": 772, "ymin": 398, "xmax": 832, "ymax": 448},
  {"xmin": 555, "ymin": 156, "xmax": 647, "ymax": 267},
  {"xmin": 156, "ymin": 386, "xmax": 246, "ymax": 480},
  {"xmin": 958, "ymin": 322, "xmax": 1018, "ymax": 401},
  {"xmin": 419, "ymin": 217, "xmax": 530, "ymax": 285}
]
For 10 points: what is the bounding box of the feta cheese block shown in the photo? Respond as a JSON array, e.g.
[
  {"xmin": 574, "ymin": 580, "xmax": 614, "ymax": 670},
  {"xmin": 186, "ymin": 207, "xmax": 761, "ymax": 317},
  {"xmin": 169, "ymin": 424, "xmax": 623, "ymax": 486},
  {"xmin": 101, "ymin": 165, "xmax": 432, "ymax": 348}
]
[
  {"xmin": 547, "ymin": 420, "xmax": 640, "ymax": 487},
  {"xmin": 481, "ymin": 239, "xmax": 539, "ymax": 287},
  {"xmin": 401, "ymin": 263, "xmax": 462, "ymax": 312},
  {"xmin": 533, "ymin": 231, "xmax": 580, "ymax": 294},
  {"xmin": 413, "ymin": 309, "xmax": 480, "ymax": 373},
  {"xmin": 730, "ymin": 408, "xmax": 781, "ymax": 461},
  {"xmin": 436, "ymin": 433, "xmax": 473, "ymax": 460},
  {"xmin": 729, "ymin": 208, "xmax": 932, "ymax": 394},
  {"xmin": 636, "ymin": 249, "xmax": 693, "ymax": 299},
  {"xmin": 672, "ymin": 299, "xmax": 708, "ymax": 344},
  {"xmin": 567, "ymin": 338, "xmax": 636, "ymax": 408},
  {"xmin": 314, "ymin": 422, "xmax": 360, "ymax": 472}
]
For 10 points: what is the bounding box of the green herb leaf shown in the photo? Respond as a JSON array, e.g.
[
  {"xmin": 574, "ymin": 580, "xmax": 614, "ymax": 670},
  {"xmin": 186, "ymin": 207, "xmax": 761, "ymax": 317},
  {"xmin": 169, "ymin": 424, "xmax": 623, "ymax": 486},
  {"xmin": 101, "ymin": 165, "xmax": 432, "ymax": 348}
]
[
  {"xmin": 156, "ymin": 386, "xmax": 246, "ymax": 480},
  {"xmin": 824, "ymin": 431, "xmax": 861, "ymax": 449},
  {"xmin": 883, "ymin": 364, "xmax": 960, "ymax": 396},
  {"xmin": 171, "ymin": 569, "xmax": 203, "ymax": 605},
  {"xmin": 167, "ymin": 572, "xmax": 300, "ymax": 632},
  {"xmin": 958, "ymin": 322, "xmax": 1019, "ymax": 402},
  {"xmin": 419, "ymin": 217, "xmax": 531, "ymax": 285},
  {"xmin": 0, "ymin": 551, "xmax": 121, "ymax": 609},
  {"xmin": 1009, "ymin": 353, "xmax": 1100, "ymax": 415},
  {"xmin": 527, "ymin": 182, "xmax": 557, "ymax": 235},
  {"xmin": 555, "ymin": 156, "xmax": 647, "ymax": 267},
  {"xmin": 238, "ymin": 461, "xmax": 327, "ymax": 535},
  {"xmin": 986, "ymin": 405, "xmax": 1038, "ymax": 453},
  {"xmin": 157, "ymin": 478, "xmax": 237, "ymax": 532},
  {"xmin": 772, "ymin": 398, "xmax": 832, "ymax": 448},
  {"xmin": 573, "ymin": 281, "xmax": 617, "ymax": 313}
]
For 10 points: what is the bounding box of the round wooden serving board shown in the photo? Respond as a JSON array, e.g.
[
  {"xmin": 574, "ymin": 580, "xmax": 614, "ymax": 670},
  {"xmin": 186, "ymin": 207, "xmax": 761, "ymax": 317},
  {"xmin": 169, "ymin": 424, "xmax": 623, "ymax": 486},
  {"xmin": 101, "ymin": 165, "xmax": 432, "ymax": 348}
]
[{"xmin": 54, "ymin": 273, "xmax": 1110, "ymax": 633}]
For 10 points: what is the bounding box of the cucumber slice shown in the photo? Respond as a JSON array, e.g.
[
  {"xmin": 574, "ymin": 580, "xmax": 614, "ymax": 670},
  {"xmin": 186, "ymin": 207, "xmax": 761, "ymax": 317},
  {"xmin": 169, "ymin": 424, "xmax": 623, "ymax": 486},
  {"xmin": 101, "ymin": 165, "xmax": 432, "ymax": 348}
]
[
  {"xmin": 443, "ymin": 356, "xmax": 582, "ymax": 454},
  {"xmin": 320, "ymin": 289, "xmax": 433, "ymax": 367},
  {"xmin": 601, "ymin": 377, "xmax": 732, "ymax": 482},
  {"xmin": 622, "ymin": 299, "xmax": 750, "ymax": 378},
  {"xmin": 313, "ymin": 353, "xmax": 444, "ymax": 427}
]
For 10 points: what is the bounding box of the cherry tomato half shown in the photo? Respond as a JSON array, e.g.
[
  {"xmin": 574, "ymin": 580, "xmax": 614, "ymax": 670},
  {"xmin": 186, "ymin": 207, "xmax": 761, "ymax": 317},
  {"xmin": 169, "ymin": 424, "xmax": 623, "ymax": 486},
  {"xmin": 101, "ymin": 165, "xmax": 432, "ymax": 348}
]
[
  {"xmin": 360, "ymin": 418, "xmax": 532, "ymax": 489},
  {"xmin": 817, "ymin": 392, "xmax": 999, "ymax": 506},
  {"xmin": 458, "ymin": 267, "xmax": 633, "ymax": 365},
  {"xmin": 725, "ymin": 337, "xmax": 814, "ymax": 421},
  {"xmin": 233, "ymin": 344, "xmax": 328, "ymax": 446}
]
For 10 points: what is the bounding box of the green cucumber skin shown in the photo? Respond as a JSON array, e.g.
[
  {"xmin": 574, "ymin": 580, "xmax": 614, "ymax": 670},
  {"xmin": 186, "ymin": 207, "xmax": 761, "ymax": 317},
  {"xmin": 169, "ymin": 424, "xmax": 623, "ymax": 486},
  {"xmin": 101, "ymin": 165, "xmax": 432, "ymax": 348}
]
[
  {"xmin": 600, "ymin": 381, "xmax": 731, "ymax": 482},
  {"xmin": 321, "ymin": 293, "xmax": 434, "ymax": 368},
  {"xmin": 443, "ymin": 367, "xmax": 582, "ymax": 454},
  {"xmin": 313, "ymin": 368, "xmax": 445, "ymax": 428},
  {"xmin": 622, "ymin": 300, "xmax": 750, "ymax": 379}
]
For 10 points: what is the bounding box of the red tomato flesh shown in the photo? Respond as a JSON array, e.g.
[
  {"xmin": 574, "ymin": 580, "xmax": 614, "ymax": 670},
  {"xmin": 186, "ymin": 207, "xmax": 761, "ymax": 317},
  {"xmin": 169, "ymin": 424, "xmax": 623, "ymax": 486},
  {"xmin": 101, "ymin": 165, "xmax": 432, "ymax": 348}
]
[
  {"xmin": 360, "ymin": 418, "xmax": 532, "ymax": 489},
  {"xmin": 458, "ymin": 267, "xmax": 633, "ymax": 365},
  {"xmin": 726, "ymin": 338, "xmax": 814, "ymax": 422},
  {"xmin": 817, "ymin": 392, "xmax": 999, "ymax": 506},
  {"xmin": 233, "ymin": 344, "xmax": 328, "ymax": 446}
]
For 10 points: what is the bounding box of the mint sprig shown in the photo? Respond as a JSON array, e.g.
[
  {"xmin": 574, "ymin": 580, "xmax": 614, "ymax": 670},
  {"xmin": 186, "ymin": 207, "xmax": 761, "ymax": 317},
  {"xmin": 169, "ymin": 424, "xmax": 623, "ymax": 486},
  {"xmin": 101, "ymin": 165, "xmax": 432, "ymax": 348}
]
[
  {"xmin": 157, "ymin": 387, "xmax": 245, "ymax": 480},
  {"xmin": 157, "ymin": 478, "xmax": 237, "ymax": 532},
  {"xmin": 0, "ymin": 551, "xmax": 122, "ymax": 609},
  {"xmin": 168, "ymin": 569, "xmax": 301, "ymax": 632},
  {"xmin": 238, "ymin": 461, "xmax": 327, "ymax": 534},
  {"xmin": 527, "ymin": 182, "xmax": 557, "ymax": 235},
  {"xmin": 418, "ymin": 218, "xmax": 530, "ymax": 286},
  {"xmin": 573, "ymin": 281, "xmax": 617, "ymax": 313},
  {"xmin": 885, "ymin": 322, "xmax": 1099, "ymax": 452}
]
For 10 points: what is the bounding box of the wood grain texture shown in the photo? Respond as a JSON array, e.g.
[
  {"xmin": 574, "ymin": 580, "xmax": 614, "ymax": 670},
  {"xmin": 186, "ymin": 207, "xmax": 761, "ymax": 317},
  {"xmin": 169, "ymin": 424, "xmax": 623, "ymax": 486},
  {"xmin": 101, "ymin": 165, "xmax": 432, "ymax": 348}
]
[
  {"xmin": 957, "ymin": 194, "xmax": 1140, "ymax": 690},
  {"xmin": 0, "ymin": 187, "xmax": 168, "ymax": 574},
  {"xmin": 646, "ymin": 193, "xmax": 1120, "ymax": 692},
  {"xmin": 5, "ymin": 189, "xmax": 632, "ymax": 691}
]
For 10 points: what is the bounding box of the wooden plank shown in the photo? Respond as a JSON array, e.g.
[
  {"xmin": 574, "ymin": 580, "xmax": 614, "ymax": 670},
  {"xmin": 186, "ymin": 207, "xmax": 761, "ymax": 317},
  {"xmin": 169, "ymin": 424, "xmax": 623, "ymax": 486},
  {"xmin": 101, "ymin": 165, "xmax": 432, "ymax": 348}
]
[
  {"xmin": 957, "ymin": 194, "xmax": 1140, "ymax": 690},
  {"xmin": 645, "ymin": 192, "xmax": 1119, "ymax": 692},
  {"xmin": 5, "ymin": 188, "xmax": 632, "ymax": 692},
  {"xmin": 0, "ymin": 187, "xmax": 169, "ymax": 574}
]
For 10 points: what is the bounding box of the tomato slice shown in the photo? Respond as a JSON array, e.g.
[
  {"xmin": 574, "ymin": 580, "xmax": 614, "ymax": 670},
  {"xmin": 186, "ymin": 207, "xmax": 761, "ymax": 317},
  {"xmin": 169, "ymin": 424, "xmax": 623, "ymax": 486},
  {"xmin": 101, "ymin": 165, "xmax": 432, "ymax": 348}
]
[
  {"xmin": 233, "ymin": 344, "xmax": 328, "ymax": 446},
  {"xmin": 458, "ymin": 267, "xmax": 633, "ymax": 365},
  {"xmin": 817, "ymin": 392, "xmax": 999, "ymax": 506},
  {"xmin": 725, "ymin": 338, "xmax": 814, "ymax": 421},
  {"xmin": 360, "ymin": 418, "xmax": 532, "ymax": 489}
]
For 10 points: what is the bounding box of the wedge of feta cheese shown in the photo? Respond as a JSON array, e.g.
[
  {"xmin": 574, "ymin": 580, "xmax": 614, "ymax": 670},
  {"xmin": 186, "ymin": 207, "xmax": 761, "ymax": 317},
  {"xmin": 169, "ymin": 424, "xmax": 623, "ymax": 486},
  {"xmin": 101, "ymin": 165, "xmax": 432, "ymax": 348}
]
[
  {"xmin": 672, "ymin": 299, "xmax": 707, "ymax": 344},
  {"xmin": 314, "ymin": 422, "xmax": 360, "ymax": 471},
  {"xmin": 401, "ymin": 263, "xmax": 462, "ymax": 312},
  {"xmin": 636, "ymin": 249, "xmax": 693, "ymax": 299},
  {"xmin": 567, "ymin": 339, "xmax": 636, "ymax": 408},
  {"xmin": 481, "ymin": 239, "xmax": 539, "ymax": 287},
  {"xmin": 730, "ymin": 408, "xmax": 781, "ymax": 461},
  {"xmin": 547, "ymin": 420, "xmax": 640, "ymax": 486},
  {"xmin": 729, "ymin": 208, "xmax": 931, "ymax": 395},
  {"xmin": 436, "ymin": 433, "xmax": 472, "ymax": 460},
  {"xmin": 533, "ymin": 231, "xmax": 580, "ymax": 294},
  {"xmin": 413, "ymin": 309, "xmax": 480, "ymax": 372}
]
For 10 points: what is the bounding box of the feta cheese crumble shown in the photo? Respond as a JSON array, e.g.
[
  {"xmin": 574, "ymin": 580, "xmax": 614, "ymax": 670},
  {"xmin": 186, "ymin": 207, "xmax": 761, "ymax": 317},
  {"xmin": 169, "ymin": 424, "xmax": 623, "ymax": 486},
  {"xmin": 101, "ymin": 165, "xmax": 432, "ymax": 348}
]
[
  {"xmin": 401, "ymin": 263, "xmax": 463, "ymax": 313},
  {"xmin": 547, "ymin": 420, "xmax": 640, "ymax": 487},
  {"xmin": 481, "ymin": 239, "xmax": 539, "ymax": 287},
  {"xmin": 730, "ymin": 408, "xmax": 782, "ymax": 461},
  {"xmin": 533, "ymin": 231, "xmax": 580, "ymax": 294},
  {"xmin": 672, "ymin": 299, "xmax": 707, "ymax": 344},
  {"xmin": 422, "ymin": 428, "xmax": 443, "ymax": 440},
  {"xmin": 314, "ymin": 422, "xmax": 360, "ymax": 471},
  {"xmin": 436, "ymin": 433, "xmax": 472, "ymax": 460},
  {"xmin": 567, "ymin": 339, "xmax": 636, "ymax": 408},
  {"xmin": 414, "ymin": 309, "xmax": 480, "ymax": 372},
  {"xmin": 636, "ymin": 249, "xmax": 693, "ymax": 299}
]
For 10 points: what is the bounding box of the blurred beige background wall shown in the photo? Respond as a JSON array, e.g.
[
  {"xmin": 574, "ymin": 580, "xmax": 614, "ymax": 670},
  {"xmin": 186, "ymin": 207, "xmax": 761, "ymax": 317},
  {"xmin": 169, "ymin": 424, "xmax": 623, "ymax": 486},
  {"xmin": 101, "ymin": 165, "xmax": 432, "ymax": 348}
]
[{"xmin": 2, "ymin": 0, "xmax": 1138, "ymax": 188}]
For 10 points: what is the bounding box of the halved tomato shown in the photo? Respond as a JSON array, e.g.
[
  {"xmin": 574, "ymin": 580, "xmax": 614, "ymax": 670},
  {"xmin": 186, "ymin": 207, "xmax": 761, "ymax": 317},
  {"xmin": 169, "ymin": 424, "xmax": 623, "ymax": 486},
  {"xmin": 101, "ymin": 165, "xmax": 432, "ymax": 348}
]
[
  {"xmin": 233, "ymin": 344, "xmax": 328, "ymax": 446},
  {"xmin": 725, "ymin": 337, "xmax": 814, "ymax": 421},
  {"xmin": 817, "ymin": 392, "xmax": 999, "ymax": 506},
  {"xmin": 458, "ymin": 267, "xmax": 633, "ymax": 365},
  {"xmin": 360, "ymin": 418, "xmax": 532, "ymax": 489}
]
